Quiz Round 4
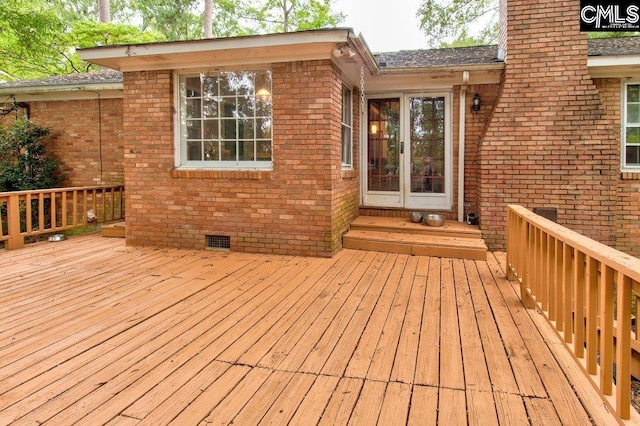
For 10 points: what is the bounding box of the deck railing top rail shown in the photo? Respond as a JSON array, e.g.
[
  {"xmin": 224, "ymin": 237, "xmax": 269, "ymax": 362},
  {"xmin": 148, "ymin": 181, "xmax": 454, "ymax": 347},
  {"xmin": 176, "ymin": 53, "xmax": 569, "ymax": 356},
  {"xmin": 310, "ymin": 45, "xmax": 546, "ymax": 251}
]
[
  {"xmin": 0, "ymin": 185, "xmax": 125, "ymax": 249},
  {"xmin": 506, "ymin": 204, "xmax": 640, "ymax": 423},
  {"xmin": 507, "ymin": 205, "xmax": 640, "ymax": 282}
]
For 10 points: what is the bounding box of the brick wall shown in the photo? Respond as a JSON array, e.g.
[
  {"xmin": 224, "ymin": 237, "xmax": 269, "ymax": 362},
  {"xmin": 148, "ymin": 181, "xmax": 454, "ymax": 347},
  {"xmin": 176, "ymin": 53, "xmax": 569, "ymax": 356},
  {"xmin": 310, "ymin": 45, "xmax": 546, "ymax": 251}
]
[
  {"xmin": 479, "ymin": 0, "xmax": 619, "ymax": 251},
  {"xmin": 1, "ymin": 99, "xmax": 124, "ymax": 187},
  {"xmin": 123, "ymin": 60, "xmax": 359, "ymax": 257}
]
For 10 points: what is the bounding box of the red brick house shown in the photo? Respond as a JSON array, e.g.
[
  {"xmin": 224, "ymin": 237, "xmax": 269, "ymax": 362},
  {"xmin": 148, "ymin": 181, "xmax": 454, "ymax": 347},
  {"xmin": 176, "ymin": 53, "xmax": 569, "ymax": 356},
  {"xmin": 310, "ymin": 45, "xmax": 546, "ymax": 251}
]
[{"xmin": 1, "ymin": 0, "xmax": 639, "ymax": 258}]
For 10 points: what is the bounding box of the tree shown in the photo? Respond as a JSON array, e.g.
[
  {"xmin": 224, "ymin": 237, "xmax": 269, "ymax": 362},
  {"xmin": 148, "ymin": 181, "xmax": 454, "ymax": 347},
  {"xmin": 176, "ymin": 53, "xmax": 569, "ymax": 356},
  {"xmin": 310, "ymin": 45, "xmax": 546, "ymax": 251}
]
[
  {"xmin": 98, "ymin": 0, "xmax": 111, "ymax": 22},
  {"xmin": 417, "ymin": 0, "xmax": 498, "ymax": 47},
  {"xmin": 248, "ymin": 0, "xmax": 344, "ymax": 33},
  {"xmin": 0, "ymin": 121, "xmax": 63, "ymax": 192},
  {"xmin": 204, "ymin": 0, "xmax": 213, "ymax": 38}
]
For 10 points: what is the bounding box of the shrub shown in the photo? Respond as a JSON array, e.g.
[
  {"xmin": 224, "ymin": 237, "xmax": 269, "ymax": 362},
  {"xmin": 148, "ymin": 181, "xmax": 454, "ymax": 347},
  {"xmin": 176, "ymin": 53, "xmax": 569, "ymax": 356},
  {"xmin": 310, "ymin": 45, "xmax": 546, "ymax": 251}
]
[{"xmin": 0, "ymin": 120, "xmax": 63, "ymax": 192}]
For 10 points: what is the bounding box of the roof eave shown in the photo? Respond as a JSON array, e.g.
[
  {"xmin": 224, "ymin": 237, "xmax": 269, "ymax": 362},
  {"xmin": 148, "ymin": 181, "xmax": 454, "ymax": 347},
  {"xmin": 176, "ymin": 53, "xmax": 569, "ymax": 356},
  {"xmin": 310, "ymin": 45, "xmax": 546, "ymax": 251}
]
[
  {"xmin": 0, "ymin": 83, "xmax": 123, "ymax": 101},
  {"xmin": 588, "ymin": 54, "xmax": 640, "ymax": 78},
  {"xmin": 78, "ymin": 29, "xmax": 358, "ymax": 71}
]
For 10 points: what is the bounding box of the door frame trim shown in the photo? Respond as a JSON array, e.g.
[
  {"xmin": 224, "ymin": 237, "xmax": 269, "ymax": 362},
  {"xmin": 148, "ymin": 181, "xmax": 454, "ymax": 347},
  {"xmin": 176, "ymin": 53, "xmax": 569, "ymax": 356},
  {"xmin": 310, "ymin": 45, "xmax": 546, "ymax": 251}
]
[{"xmin": 360, "ymin": 91, "xmax": 454, "ymax": 211}]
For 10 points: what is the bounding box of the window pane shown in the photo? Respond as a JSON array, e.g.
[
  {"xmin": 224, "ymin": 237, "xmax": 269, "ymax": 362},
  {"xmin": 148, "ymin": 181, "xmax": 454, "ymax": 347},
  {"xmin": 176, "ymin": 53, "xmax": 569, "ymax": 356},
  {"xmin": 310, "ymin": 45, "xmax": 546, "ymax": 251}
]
[
  {"xmin": 627, "ymin": 127, "xmax": 640, "ymax": 144},
  {"xmin": 628, "ymin": 104, "xmax": 640, "ymax": 124},
  {"xmin": 221, "ymin": 73, "xmax": 242, "ymax": 95},
  {"xmin": 201, "ymin": 76, "xmax": 218, "ymax": 98},
  {"xmin": 221, "ymin": 98, "xmax": 237, "ymax": 118},
  {"xmin": 186, "ymin": 99, "xmax": 201, "ymax": 118},
  {"xmin": 203, "ymin": 141, "xmax": 219, "ymax": 161},
  {"xmin": 185, "ymin": 77, "xmax": 201, "ymax": 97},
  {"xmin": 257, "ymin": 141, "xmax": 272, "ymax": 161},
  {"xmin": 256, "ymin": 118, "xmax": 271, "ymax": 139},
  {"xmin": 203, "ymin": 100, "xmax": 218, "ymax": 118},
  {"xmin": 626, "ymin": 145, "xmax": 640, "ymax": 165},
  {"xmin": 221, "ymin": 141, "xmax": 236, "ymax": 160},
  {"xmin": 203, "ymin": 120, "xmax": 219, "ymax": 139},
  {"xmin": 239, "ymin": 119, "xmax": 254, "ymax": 140},
  {"xmin": 187, "ymin": 140, "xmax": 202, "ymax": 160},
  {"xmin": 255, "ymin": 98, "xmax": 271, "ymax": 117},
  {"xmin": 187, "ymin": 121, "xmax": 201, "ymax": 139},
  {"xmin": 342, "ymin": 125, "xmax": 351, "ymax": 163},
  {"xmin": 238, "ymin": 141, "xmax": 255, "ymax": 161},
  {"xmin": 221, "ymin": 119, "xmax": 236, "ymax": 139},
  {"xmin": 237, "ymin": 96, "xmax": 255, "ymax": 117},
  {"xmin": 628, "ymin": 85, "xmax": 640, "ymax": 103}
]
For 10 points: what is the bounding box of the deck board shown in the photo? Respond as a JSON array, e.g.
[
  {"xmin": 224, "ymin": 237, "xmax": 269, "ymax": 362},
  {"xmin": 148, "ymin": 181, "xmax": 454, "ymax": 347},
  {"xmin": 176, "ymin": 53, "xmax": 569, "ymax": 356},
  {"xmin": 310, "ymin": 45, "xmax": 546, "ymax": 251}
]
[{"xmin": 0, "ymin": 234, "xmax": 620, "ymax": 425}]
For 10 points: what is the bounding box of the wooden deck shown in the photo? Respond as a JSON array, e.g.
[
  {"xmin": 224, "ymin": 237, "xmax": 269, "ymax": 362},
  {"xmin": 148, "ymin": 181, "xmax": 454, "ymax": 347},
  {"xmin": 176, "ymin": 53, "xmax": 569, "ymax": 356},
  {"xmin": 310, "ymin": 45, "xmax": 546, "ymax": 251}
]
[{"xmin": 0, "ymin": 234, "xmax": 618, "ymax": 425}]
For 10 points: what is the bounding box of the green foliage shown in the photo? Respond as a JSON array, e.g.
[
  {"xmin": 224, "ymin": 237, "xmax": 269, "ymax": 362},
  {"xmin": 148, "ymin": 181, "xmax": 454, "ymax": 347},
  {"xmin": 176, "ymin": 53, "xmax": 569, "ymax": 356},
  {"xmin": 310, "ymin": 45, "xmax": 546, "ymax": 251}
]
[
  {"xmin": 417, "ymin": 0, "xmax": 498, "ymax": 47},
  {"xmin": 0, "ymin": 0, "xmax": 345, "ymax": 81},
  {"xmin": 0, "ymin": 121, "xmax": 63, "ymax": 192},
  {"xmin": 0, "ymin": 0, "xmax": 67, "ymax": 80},
  {"xmin": 249, "ymin": 0, "xmax": 344, "ymax": 33}
]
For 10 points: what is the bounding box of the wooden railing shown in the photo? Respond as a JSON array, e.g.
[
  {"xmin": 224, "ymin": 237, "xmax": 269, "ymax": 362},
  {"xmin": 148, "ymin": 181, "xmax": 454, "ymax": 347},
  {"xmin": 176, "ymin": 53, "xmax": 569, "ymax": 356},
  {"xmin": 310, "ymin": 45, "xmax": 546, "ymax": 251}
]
[
  {"xmin": 506, "ymin": 204, "xmax": 640, "ymax": 421},
  {"xmin": 0, "ymin": 185, "xmax": 124, "ymax": 249}
]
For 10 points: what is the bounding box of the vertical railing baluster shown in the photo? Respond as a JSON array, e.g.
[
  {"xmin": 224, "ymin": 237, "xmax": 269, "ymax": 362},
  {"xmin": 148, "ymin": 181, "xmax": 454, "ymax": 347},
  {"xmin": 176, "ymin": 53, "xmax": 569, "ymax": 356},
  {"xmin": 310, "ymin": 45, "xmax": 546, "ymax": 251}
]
[
  {"xmin": 600, "ymin": 264, "xmax": 614, "ymax": 395},
  {"xmin": 563, "ymin": 244, "xmax": 573, "ymax": 344},
  {"xmin": 586, "ymin": 256, "xmax": 598, "ymax": 375},
  {"xmin": 616, "ymin": 272, "xmax": 632, "ymax": 419},
  {"xmin": 573, "ymin": 251, "xmax": 586, "ymax": 358},
  {"xmin": 548, "ymin": 234, "xmax": 557, "ymax": 321}
]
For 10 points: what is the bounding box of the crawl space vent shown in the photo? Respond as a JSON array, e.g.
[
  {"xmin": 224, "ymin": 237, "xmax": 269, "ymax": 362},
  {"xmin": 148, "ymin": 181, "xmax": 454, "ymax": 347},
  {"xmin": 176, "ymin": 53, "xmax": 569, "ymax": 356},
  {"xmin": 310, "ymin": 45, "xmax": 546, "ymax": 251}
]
[{"xmin": 206, "ymin": 235, "xmax": 230, "ymax": 250}]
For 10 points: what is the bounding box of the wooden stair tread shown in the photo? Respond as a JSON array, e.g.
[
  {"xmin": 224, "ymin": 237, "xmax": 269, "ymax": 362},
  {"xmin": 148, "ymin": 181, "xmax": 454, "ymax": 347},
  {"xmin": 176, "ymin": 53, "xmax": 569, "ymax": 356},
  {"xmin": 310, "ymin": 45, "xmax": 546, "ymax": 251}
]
[
  {"xmin": 351, "ymin": 216, "xmax": 481, "ymax": 239},
  {"xmin": 344, "ymin": 230, "xmax": 487, "ymax": 249}
]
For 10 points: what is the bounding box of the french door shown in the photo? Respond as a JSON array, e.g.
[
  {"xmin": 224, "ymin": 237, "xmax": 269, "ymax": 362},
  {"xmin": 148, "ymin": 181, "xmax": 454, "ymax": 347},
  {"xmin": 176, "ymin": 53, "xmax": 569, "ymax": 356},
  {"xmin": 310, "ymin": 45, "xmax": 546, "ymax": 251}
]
[{"xmin": 363, "ymin": 93, "xmax": 452, "ymax": 210}]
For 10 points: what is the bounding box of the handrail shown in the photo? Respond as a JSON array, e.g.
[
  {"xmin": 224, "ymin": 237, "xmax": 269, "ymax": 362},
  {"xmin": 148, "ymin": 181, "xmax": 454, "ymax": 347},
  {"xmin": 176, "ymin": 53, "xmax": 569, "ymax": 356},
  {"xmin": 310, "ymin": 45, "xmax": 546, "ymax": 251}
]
[
  {"xmin": 507, "ymin": 204, "xmax": 640, "ymax": 422},
  {"xmin": 0, "ymin": 185, "xmax": 124, "ymax": 249}
]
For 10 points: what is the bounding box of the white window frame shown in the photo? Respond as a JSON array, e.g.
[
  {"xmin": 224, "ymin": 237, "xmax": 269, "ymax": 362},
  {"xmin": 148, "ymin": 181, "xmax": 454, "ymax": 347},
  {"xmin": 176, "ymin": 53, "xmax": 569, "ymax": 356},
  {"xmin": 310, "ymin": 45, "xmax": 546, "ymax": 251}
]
[
  {"xmin": 174, "ymin": 70, "xmax": 273, "ymax": 170},
  {"xmin": 623, "ymin": 82, "xmax": 640, "ymax": 170},
  {"xmin": 341, "ymin": 84, "xmax": 353, "ymax": 168}
]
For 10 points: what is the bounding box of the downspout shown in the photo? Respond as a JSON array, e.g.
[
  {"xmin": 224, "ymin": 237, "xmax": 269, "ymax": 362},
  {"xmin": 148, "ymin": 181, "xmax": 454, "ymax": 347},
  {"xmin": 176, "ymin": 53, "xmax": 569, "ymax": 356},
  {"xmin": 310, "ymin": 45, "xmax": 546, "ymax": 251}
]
[{"xmin": 458, "ymin": 71, "xmax": 469, "ymax": 222}]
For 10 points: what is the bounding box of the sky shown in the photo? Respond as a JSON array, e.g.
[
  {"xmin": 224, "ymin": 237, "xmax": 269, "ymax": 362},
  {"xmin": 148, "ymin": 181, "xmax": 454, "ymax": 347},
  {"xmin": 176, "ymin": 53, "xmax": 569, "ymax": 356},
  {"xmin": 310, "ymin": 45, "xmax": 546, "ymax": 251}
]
[{"xmin": 330, "ymin": 0, "xmax": 430, "ymax": 53}]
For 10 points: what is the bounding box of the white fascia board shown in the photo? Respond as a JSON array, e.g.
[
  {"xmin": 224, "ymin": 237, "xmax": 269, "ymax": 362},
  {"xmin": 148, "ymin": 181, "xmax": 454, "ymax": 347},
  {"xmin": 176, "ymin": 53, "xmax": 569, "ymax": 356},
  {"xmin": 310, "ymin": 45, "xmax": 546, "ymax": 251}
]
[
  {"xmin": 0, "ymin": 83, "xmax": 123, "ymax": 101},
  {"xmin": 588, "ymin": 54, "xmax": 640, "ymax": 68},
  {"xmin": 588, "ymin": 54, "xmax": 640, "ymax": 78},
  {"xmin": 79, "ymin": 30, "xmax": 353, "ymax": 63}
]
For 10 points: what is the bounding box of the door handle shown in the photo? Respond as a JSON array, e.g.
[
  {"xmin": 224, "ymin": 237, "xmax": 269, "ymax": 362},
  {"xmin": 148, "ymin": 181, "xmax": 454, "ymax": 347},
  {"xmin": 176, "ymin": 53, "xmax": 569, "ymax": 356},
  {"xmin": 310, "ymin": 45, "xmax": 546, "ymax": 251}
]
[{"xmin": 400, "ymin": 141, "xmax": 404, "ymax": 154}]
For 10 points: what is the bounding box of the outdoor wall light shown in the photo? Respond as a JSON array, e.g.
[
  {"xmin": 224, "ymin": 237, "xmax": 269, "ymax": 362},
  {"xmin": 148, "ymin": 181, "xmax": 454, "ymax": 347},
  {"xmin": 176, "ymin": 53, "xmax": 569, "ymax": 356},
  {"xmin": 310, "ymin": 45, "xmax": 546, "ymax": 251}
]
[
  {"xmin": 256, "ymin": 88, "xmax": 271, "ymax": 98},
  {"xmin": 370, "ymin": 122, "xmax": 378, "ymax": 134},
  {"xmin": 472, "ymin": 93, "xmax": 481, "ymax": 113},
  {"xmin": 333, "ymin": 46, "xmax": 356, "ymax": 58}
]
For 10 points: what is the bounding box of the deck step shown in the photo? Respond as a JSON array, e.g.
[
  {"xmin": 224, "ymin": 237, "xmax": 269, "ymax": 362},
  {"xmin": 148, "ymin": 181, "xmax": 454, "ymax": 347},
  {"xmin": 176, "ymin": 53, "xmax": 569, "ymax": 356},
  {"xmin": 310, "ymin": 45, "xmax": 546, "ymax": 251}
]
[
  {"xmin": 343, "ymin": 217, "xmax": 487, "ymax": 260},
  {"xmin": 101, "ymin": 221, "xmax": 125, "ymax": 238}
]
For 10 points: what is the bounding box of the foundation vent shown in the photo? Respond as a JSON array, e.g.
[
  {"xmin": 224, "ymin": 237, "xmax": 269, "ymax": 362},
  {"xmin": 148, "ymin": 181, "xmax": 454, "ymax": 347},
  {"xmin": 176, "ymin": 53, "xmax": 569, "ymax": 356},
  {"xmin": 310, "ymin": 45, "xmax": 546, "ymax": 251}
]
[{"xmin": 206, "ymin": 235, "xmax": 231, "ymax": 250}]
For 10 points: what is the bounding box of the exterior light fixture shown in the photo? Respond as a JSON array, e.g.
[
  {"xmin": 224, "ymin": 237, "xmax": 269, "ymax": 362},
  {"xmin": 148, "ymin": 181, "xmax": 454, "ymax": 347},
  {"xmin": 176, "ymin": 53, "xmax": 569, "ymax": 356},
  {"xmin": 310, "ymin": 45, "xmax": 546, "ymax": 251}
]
[
  {"xmin": 256, "ymin": 88, "xmax": 271, "ymax": 99},
  {"xmin": 472, "ymin": 93, "xmax": 481, "ymax": 113},
  {"xmin": 333, "ymin": 46, "xmax": 356, "ymax": 58},
  {"xmin": 370, "ymin": 122, "xmax": 378, "ymax": 134}
]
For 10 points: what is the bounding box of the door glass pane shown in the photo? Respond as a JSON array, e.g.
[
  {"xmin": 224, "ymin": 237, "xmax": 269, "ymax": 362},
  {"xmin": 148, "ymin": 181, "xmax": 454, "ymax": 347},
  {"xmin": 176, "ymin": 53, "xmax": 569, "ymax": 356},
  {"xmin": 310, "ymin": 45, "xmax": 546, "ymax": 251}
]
[
  {"xmin": 409, "ymin": 97, "xmax": 445, "ymax": 194},
  {"xmin": 367, "ymin": 99, "xmax": 400, "ymax": 192}
]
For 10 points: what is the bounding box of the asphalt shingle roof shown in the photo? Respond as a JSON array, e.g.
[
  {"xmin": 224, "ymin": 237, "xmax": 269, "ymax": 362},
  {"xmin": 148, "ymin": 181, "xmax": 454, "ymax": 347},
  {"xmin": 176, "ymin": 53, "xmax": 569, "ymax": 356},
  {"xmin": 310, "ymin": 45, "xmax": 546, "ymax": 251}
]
[{"xmin": 0, "ymin": 68, "xmax": 122, "ymax": 89}]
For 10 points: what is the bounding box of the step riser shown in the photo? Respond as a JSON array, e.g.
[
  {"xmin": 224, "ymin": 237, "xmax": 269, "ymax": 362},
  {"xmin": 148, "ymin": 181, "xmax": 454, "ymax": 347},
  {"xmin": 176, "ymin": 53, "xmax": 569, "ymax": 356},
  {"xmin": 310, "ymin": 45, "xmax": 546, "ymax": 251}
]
[
  {"xmin": 343, "ymin": 237, "xmax": 487, "ymax": 261},
  {"xmin": 350, "ymin": 224, "xmax": 481, "ymax": 239}
]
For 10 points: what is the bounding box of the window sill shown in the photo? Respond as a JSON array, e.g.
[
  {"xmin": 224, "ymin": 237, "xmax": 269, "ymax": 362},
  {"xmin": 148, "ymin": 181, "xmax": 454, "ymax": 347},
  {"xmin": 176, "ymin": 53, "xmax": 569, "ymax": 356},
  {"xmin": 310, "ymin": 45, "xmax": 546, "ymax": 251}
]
[
  {"xmin": 621, "ymin": 170, "xmax": 640, "ymax": 180},
  {"xmin": 171, "ymin": 169, "xmax": 273, "ymax": 180},
  {"xmin": 342, "ymin": 169, "xmax": 358, "ymax": 179}
]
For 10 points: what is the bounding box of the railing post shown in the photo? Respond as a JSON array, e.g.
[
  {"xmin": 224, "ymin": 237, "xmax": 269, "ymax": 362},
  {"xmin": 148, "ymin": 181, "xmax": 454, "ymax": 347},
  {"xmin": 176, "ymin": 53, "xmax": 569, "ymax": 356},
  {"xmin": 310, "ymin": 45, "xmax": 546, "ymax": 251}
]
[{"xmin": 6, "ymin": 194, "xmax": 24, "ymax": 249}]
